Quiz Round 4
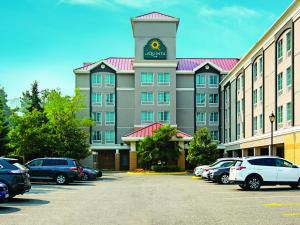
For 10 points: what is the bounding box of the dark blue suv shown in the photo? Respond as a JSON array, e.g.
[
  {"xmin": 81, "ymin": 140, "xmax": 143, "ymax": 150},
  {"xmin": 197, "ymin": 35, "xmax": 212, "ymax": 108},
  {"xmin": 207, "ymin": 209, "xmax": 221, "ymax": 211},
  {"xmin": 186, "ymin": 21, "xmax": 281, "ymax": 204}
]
[{"xmin": 25, "ymin": 158, "xmax": 80, "ymax": 185}]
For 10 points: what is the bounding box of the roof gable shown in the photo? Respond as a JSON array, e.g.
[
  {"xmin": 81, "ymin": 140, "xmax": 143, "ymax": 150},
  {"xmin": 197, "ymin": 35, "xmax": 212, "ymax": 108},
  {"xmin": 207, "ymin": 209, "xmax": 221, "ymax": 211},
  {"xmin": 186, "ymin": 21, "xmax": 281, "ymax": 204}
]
[{"xmin": 135, "ymin": 12, "xmax": 176, "ymax": 20}]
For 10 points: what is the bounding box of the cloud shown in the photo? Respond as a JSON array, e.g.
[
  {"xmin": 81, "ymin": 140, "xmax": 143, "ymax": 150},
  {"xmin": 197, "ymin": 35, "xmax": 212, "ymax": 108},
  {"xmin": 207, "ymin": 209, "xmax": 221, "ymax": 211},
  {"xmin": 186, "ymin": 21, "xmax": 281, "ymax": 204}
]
[{"xmin": 198, "ymin": 5, "xmax": 260, "ymax": 19}]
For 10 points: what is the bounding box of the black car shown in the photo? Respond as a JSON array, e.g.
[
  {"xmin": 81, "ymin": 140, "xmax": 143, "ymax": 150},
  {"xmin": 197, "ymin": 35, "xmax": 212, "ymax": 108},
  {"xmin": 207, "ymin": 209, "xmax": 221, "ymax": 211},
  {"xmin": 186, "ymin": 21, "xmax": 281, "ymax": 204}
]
[
  {"xmin": 81, "ymin": 167, "xmax": 102, "ymax": 181},
  {"xmin": 25, "ymin": 158, "xmax": 80, "ymax": 185},
  {"xmin": 209, "ymin": 161, "xmax": 237, "ymax": 184},
  {"xmin": 0, "ymin": 157, "xmax": 31, "ymax": 198}
]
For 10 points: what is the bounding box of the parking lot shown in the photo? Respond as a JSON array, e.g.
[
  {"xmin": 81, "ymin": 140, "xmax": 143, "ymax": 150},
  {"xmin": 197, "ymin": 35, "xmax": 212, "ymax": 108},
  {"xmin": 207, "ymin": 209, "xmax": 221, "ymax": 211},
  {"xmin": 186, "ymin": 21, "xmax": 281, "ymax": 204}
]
[{"xmin": 1, "ymin": 172, "xmax": 300, "ymax": 225}]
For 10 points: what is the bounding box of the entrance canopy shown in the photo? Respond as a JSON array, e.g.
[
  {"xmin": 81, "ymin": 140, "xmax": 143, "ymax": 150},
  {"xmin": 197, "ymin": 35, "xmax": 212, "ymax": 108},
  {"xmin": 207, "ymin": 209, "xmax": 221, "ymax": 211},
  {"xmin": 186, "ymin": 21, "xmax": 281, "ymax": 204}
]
[{"xmin": 121, "ymin": 122, "xmax": 193, "ymax": 143}]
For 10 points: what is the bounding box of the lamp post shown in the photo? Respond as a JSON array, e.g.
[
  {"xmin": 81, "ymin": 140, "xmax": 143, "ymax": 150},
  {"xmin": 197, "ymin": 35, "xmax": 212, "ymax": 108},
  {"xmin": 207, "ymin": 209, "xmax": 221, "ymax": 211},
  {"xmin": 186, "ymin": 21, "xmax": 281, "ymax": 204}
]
[{"xmin": 269, "ymin": 112, "xmax": 276, "ymax": 156}]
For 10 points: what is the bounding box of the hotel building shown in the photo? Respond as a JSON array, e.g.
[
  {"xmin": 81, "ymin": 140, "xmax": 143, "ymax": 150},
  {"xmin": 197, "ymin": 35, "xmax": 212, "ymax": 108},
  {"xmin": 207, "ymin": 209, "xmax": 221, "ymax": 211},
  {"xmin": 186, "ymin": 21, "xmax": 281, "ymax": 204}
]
[{"xmin": 74, "ymin": 1, "xmax": 300, "ymax": 170}]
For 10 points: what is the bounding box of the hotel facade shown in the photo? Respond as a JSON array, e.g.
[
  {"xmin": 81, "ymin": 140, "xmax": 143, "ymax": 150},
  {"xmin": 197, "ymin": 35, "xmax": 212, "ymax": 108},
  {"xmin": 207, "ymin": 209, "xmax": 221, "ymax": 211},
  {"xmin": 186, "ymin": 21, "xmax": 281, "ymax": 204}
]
[{"xmin": 74, "ymin": 1, "xmax": 300, "ymax": 170}]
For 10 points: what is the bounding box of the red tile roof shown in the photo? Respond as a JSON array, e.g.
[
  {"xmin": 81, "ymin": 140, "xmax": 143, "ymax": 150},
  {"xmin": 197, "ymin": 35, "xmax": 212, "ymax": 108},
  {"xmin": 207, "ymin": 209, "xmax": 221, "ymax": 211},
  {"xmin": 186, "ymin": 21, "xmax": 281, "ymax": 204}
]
[
  {"xmin": 75, "ymin": 57, "xmax": 239, "ymax": 73},
  {"xmin": 135, "ymin": 12, "xmax": 176, "ymax": 20},
  {"xmin": 124, "ymin": 122, "xmax": 191, "ymax": 138}
]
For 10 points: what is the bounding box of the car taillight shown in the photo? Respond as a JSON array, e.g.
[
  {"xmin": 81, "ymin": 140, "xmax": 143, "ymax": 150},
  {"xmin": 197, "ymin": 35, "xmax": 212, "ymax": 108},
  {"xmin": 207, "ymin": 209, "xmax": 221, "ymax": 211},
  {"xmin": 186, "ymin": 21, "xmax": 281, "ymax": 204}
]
[
  {"xmin": 204, "ymin": 168, "xmax": 209, "ymax": 172},
  {"xmin": 235, "ymin": 166, "xmax": 246, "ymax": 170},
  {"xmin": 70, "ymin": 167, "xmax": 78, "ymax": 172}
]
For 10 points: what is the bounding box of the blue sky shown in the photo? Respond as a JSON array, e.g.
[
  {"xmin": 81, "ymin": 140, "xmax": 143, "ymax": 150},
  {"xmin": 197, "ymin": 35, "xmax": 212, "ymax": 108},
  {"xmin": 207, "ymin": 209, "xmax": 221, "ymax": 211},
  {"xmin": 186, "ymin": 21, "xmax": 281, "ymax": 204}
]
[{"xmin": 0, "ymin": 0, "xmax": 294, "ymax": 99}]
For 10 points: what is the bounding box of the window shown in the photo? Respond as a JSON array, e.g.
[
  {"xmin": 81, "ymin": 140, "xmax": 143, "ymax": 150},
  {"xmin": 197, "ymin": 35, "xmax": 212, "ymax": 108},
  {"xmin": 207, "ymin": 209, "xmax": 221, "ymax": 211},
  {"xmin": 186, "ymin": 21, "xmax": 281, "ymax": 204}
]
[
  {"xmin": 275, "ymin": 159, "xmax": 293, "ymax": 168},
  {"xmin": 241, "ymin": 75, "xmax": 244, "ymax": 89},
  {"xmin": 141, "ymin": 92, "xmax": 154, "ymax": 105},
  {"xmin": 259, "ymin": 57, "xmax": 263, "ymax": 75},
  {"xmin": 286, "ymin": 67, "xmax": 292, "ymax": 87},
  {"xmin": 105, "ymin": 73, "xmax": 115, "ymax": 87},
  {"xmin": 277, "ymin": 105, "xmax": 283, "ymax": 125},
  {"xmin": 196, "ymin": 112, "xmax": 206, "ymax": 125},
  {"xmin": 253, "ymin": 62, "xmax": 257, "ymax": 81},
  {"xmin": 287, "ymin": 102, "xmax": 292, "ymax": 122},
  {"xmin": 158, "ymin": 92, "xmax": 170, "ymax": 105},
  {"xmin": 259, "ymin": 86, "xmax": 263, "ymax": 102},
  {"xmin": 237, "ymin": 123, "xmax": 241, "ymax": 140},
  {"xmin": 141, "ymin": 72, "xmax": 154, "ymax": 85},
  {"xmin": 196, "ymin": 74, "xmax": 206, "ymax": 87},
  {"xmin": 157, "ymin": 72, "xmax": 170, "ymax": 85},
  {"xmin": 105, "ymin": 131, "xmax": 115, "ymax": 144},
  {"xmin": 196, "ymin": 93, "xmax": 206, "ymax": 106},
  {"xmin": 237, "ymin": 101, "xmax": 241, "ymax": 116},
  {"xmin": 224, "ymin": 128, "xmax": 228, "ymax": 143},
  {"xmin": 92, "ymin": 131, "xmax": 102, "ymax": 142},
  {"xmin": 141, "ymin": 111, "xmax": 154, "ymax": 124},
  {"xmin": 209, "ymin": 94, "xmax": 219, "ymax": 105},
  {"xmin": 92, "ymin": 92, "xmax": 102, "ymax": 105},
  {"xmin": 209, "ymin": 112, "xmax": 219, "ymax": 125},
  {"xmin": 277, "ymin": 39, "xmax": 283, "ymax": 61},
  {"xmin": 92, "ymin": 73, "xmax": 102, "ymax": 86},
  {"xmin": 158, "ymin": 111, "xmax": 170, "ymax": 124},
  {"xmin": 253, "ymin": 89, "xmax": 257, "ymax": 105},
  {"xmin": 92, "ymin": 112, "xmax": 102, "ymax": 124},
  {"xmin": 253, "ymin": 116, "xmax": 257, "ymax": 133},
  {"xmin": 209, "ymin": 75, "xmax": 219, "ymax": 87},
  {"xmin": 241, "ymin": 98, "xmax": 244, "ymax": 112},
  {"xmin": 105, "ymin": 112, "xmax": 115, "ymax": 125},
  {"xmin": 277, "ymin": 72, "xmax": 283, "ymax": 93},
  {"xmin": 210, "ymin": 130, "xmax": 219, "ymax": 141},
  {"xmin": 44, "ymin": 159, "xmax": 68, "ymax": 166},
  {"xmin": 248, "ymin": 158, "xmax": 276, "ymax": 166},
  {"xmin": 237, "ymin": 77, "xmax": 240, "ymax": 93},
  {"xmin": 28, "ymin": 159, "xmax": 43, "ymax": 167},
  {"xmin": 106, "ymin": 93, "xmax": 115, "ymax": 106},
  {"xmin": 286, "ymin": 31, "xmax": 291, "ymax": 53},
  {"xmin": 259, "ymin": 114, "xmax": 263, "ymax": 129}
]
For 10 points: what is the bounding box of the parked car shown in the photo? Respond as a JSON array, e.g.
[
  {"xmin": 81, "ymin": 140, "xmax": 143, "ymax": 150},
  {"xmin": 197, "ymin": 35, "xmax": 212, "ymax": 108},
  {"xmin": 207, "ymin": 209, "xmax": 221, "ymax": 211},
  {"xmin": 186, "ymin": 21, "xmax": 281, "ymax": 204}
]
[
  {"xmin": 81, "ymin": 167, "xmax": 102, "ymax": 181},
  {"xmin": 25, "ymin": 158, "xmax": 81, "ymax": 185},
  {"xmin": 194, "ymin": 158, "xmax": 239, "ymax": 177},
  {"xmin": 0, "ymin": 157, "xmax": 31, "ymax": 198},
  {"xmin": 0, "ymin": 182, "xmax": 9, "ymax": 202},
  {"xmin": 202, "ymin": 158, "xmax": 239, "ymax": 179},
  {"xmin": 209, "ymin": 160, "xmax": 238, "ymax": 184},
  {"xmin": 229, "ymin": 156, "xmax": 300, "ymax": 191}
]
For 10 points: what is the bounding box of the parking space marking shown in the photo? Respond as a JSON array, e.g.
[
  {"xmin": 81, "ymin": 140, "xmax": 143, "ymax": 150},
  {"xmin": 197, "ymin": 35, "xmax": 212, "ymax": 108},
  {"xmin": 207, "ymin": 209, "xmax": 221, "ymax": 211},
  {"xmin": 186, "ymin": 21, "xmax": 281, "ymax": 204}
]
[
  {"xmin": 264, "ymin": 202, "xmax": 300, "ymax": 207},
  {"xmin": 192, "ymin": 176, "xmax": 201, "ymax": 179},
  {"xmin": 282, "ymin": 212, "xmax": 300, "ymax": 217},
  {"xmin": 224, "ymin": 195, "xmax": 300, "ymax": 200}
]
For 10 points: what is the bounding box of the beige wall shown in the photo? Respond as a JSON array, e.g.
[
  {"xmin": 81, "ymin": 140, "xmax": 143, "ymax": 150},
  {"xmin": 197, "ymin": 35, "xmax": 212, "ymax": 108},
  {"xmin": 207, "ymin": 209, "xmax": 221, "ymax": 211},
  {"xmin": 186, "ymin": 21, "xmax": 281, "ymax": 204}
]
[
  {"xmin": 244, "ymin": 65, "xmax": 252, "ymax": 138},
  {"xmin": 294, "ymin": 17, "xmax": 300, "ymax": 126}
]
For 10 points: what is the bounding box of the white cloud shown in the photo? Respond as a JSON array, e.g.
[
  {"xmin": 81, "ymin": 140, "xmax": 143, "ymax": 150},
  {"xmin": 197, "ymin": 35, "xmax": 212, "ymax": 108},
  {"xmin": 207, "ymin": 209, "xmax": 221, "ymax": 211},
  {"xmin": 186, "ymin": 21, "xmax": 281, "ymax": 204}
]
[{"xmin": 198, "ymin": 5, "xmax": 260, "ymax": 19}]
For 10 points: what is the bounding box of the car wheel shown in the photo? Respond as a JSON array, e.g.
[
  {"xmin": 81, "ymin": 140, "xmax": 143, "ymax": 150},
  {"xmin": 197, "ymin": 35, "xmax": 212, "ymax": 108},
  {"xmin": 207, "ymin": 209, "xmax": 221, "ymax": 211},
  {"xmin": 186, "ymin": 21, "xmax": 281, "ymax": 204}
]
[
  {"xmin": 56, "ymin": 174, "xmax": 68, "ymax": 185},
  {"xmin": 246, "ymin": 175, "xmax": 261, "ymax": 191},
  {"xmin": 239, "ymin": 184, "xmax": 248, "ymax": 190},
  {"xmin": 219, "ymin": 174, "xmax": 230, "ymax": 184},
  {"xmin": 82, "ymin": 173, "xmax": 89, "ymax": 181}
]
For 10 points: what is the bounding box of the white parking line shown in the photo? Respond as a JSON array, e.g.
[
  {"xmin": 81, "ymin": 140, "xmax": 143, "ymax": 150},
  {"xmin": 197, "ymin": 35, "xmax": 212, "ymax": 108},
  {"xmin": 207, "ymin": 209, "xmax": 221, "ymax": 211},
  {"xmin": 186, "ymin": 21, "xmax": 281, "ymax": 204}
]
[{"xmin": 223, "ymin": 195, "xmax": 300, "ymax": 200}]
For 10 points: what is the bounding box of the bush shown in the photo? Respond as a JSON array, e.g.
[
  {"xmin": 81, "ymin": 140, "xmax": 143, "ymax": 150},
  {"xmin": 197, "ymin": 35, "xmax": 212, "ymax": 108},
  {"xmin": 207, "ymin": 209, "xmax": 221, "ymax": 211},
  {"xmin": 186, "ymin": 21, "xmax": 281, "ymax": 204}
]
[{"xmin": 150, "ymin": 165, "xmax": 180, "ymax": 172}]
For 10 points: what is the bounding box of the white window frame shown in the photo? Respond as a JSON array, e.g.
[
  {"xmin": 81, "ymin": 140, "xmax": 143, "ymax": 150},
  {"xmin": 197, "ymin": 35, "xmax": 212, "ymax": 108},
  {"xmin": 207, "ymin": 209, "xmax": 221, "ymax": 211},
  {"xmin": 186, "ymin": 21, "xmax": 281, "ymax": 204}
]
[
  {"xmin": 196, "ymin": 93, "xmax": 206, "ymax": 107},
  {"xmin": 105, "ymin": 73, "xmax": 115, "ymax": 87},
  {"xmin": 208, "ymin": 75, "xmax": 219, "ymax": 88},
  {"xmin": 209, "ymin": 112, "xmax": 219, "ymax": 126},
  {"xmin": 92, "ymin": 112, "xmax": 102, "ymax": 125},
  {"xmin": 92, "ymin": 92, "xmax": 102, "ymax": 106},
  {"xmin": 196, "ymin": 112, "xmax": 206, "ymax": 125},
  {"xmin": 92, "ymin": 73, "xmax": 102, "ymax": 86},
  {"xmin": 196, "ymin": 74, "xmax": 206, "ymax": 88},
  {"xmin": 141, "ymin": 72, "xmax": 154, "ymax": 86},
  {"xmin": 157, "ymin": 72, "xmax": 170, "ymax": 86},
  {"xmin": 141, "ymin": 111, "xmax": 154, "ymax": 125},
  {"xmin": 157, "ymin": 92, "xmax": 170, "ymax": 105},
  {"xmin": 157, "ymin": 111, "xmax": 170, "ymax": 124},
  {"xmin": 105, "ymin": 112, "xmax": 115, "ymax": 126},
  {"xmin": 105, "ymin": 131, "xmax": 115, "ymax": 144},
  {"xmin": 92, "ymin": 131, "xmax": 102, "ymax": 144},
  {"xmin": 209, "ymin": 93, "xmax": 219, "ymax": 106},
  {"xmin": 141, "ymin": 92, "xmax": 154, "ymax": 105},
  {"xmin": 105, "ymin": 93, "xmax": 115, "ymax": 106}
]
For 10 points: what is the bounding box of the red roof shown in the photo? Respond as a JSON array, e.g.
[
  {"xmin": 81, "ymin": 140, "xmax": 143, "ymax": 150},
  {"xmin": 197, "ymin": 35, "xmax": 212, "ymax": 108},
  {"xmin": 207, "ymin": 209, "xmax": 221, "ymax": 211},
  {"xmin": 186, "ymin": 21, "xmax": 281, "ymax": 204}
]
[
  {"xmin": 135, "ymin": 12, "xmax": 176, "ymax": 20},
  {"xmin": 75, "ymin": 57, "xmax": 239, "ymax": 72},
  {"xmin": 124, "ymin": 122, "xmax": 191, "ymax": 138}
]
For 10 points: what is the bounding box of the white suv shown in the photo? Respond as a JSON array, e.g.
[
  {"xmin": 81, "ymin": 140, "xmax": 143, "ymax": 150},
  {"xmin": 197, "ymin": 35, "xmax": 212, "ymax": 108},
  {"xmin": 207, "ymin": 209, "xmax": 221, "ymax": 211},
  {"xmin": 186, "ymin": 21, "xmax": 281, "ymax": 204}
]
[{"xmin": 229, "ymin": 156, "xmax": 300, "ymax": 191}]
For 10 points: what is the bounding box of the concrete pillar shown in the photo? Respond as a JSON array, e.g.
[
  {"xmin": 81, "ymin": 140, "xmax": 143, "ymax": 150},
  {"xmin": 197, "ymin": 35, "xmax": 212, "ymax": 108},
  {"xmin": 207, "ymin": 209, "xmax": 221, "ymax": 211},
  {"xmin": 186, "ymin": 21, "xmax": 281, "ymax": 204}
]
[
  {"xmin": 232, "ymin": 150, "xmax": 238, "ymax": 157},
  {"xmin": 272, "ymin": 145, "xmax": 277, "ymax": 156},
  {"xmin": 177, "ymin": 141, "xmax": 185, "ymax": 171},
  {"xmin": 92, "ymin": 151, "xmax": 98, "ymax": 169},
  {"xmin": 242, "ymin": 149, "xmax": 248, "ymax": 157},
  {"xmin": 129, "ymin": 142, "xmax": 137, "ymax": 171},
  {"xmin": 254, "ymin": 147, "xmax": 260, "ymax": 156},
  {"xmin": 115, "ymin": 149, "xmax": 120, "ymax": 171}
]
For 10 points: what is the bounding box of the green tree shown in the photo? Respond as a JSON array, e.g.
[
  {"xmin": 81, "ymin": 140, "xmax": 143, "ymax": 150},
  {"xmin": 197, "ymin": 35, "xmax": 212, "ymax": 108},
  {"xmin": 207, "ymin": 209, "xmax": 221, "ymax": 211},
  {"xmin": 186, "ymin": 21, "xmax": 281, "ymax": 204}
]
[
  {"xmin": 43, "ymin": 89, "xmax": 93, "ymax": 160},
  {"xmin": 138, "ymin": 125, "xmax": 181, "ymax": 169},
  {"xmin": 186, "ymin": 128, "xmax": 219, "ymax": 167},
  {"xmin": 9, "ymin": 110, "xmax": 55, "ymax": 161},
  {"xmin": 0, "ymin": 87, "xmax": 11, "ymax": 156},
  {"xmin": 20, "ymin": 81, "xmax": 42, "ymax": 113}
]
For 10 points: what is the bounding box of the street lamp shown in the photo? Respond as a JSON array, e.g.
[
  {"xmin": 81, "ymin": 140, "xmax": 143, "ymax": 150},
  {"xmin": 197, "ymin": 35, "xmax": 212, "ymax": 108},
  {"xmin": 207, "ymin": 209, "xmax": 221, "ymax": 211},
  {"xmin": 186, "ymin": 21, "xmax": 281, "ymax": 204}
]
[{"xmin": 269, "ymin": 112, "xmax": 276, "ymax": 156}]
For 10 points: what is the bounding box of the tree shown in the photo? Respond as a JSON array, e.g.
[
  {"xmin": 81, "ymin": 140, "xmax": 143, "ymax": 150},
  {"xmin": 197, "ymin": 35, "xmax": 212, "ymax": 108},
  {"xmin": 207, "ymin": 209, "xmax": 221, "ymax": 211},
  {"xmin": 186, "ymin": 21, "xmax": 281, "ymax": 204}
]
[
  {"xmin": 138, "ymin": 125, "xmax": 181, "ymax": 169},
  {"xmin": 9, "ymin": 110, "xmax": 55, "ymax": 161},
  {"xmin": 20, "ymin": 81, "xmax": 42, "ymax": 113},
  {"xmin": 186, "ymin": 128, "xmax": 219, "ymax": 167},
  {"xmin": 43, "ymin": 89, "xmax": 93, "ymax": 160},
  {"xmin": 0, "ymin": 87, "xmax": 11, "ymax": 156}
]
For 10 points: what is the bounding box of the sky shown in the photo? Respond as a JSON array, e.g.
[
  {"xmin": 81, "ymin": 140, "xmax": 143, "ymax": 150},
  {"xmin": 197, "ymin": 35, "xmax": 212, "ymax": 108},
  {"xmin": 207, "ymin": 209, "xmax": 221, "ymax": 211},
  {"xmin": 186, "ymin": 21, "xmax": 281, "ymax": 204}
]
[{"xmin": 0, "ymin": 0, "xmax": 294, "ymax": 100}]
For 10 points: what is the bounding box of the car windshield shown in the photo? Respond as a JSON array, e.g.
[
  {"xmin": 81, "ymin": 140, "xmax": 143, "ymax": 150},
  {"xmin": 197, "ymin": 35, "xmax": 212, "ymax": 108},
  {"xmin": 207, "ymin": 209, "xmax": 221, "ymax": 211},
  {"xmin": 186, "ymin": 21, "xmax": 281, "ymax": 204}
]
[{"xmin": 212, "ymin": 161, "xmax": 234, "ymax": 168}]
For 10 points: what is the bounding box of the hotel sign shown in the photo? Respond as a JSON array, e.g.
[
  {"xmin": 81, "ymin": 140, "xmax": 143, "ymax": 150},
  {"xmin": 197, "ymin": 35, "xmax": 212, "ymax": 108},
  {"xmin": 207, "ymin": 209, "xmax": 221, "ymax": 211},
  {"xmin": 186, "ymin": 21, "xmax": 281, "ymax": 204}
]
[{"xmin": 144, "ymin": 38, "xmax": 167, "ymax": 60}]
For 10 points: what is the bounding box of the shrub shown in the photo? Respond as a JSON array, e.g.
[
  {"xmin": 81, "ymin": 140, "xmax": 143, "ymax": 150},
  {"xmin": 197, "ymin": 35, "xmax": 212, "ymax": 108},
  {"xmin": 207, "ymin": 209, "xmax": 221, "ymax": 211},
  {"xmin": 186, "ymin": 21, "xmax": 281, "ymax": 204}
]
[{"xmin": 150, "ymin": 165, "xmax": 180, "ymax": 172}]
